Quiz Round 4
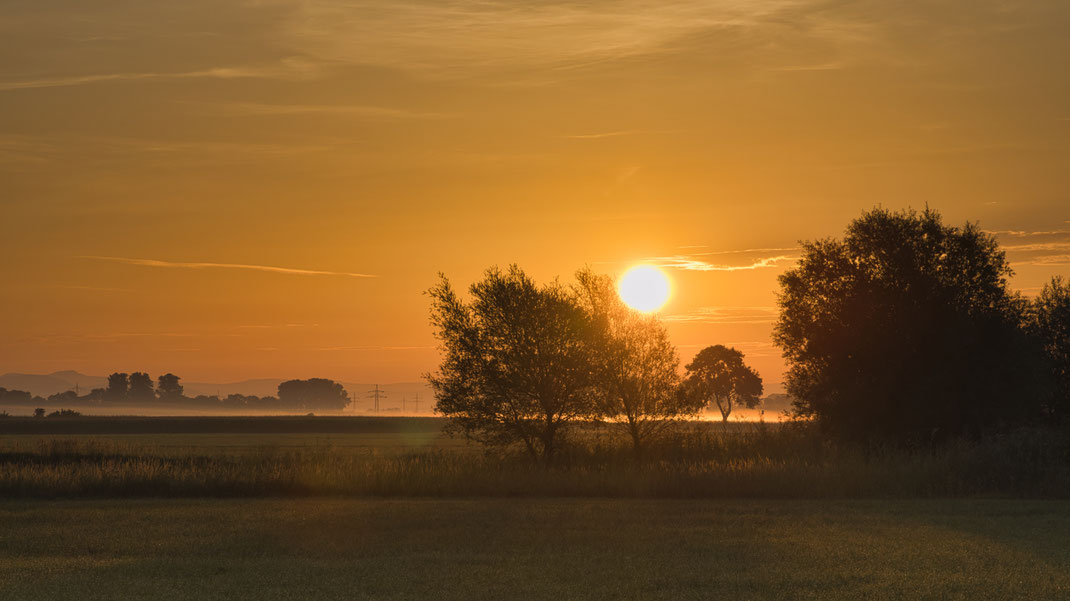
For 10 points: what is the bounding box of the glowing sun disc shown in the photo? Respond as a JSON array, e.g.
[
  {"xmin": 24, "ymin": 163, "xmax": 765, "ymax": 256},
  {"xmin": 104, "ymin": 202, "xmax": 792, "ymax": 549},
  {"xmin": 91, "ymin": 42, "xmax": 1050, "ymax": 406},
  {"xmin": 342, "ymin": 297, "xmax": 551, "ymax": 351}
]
[{"xmin": 618, "ymin": 265, "xmax": 671, "ymax": 312}]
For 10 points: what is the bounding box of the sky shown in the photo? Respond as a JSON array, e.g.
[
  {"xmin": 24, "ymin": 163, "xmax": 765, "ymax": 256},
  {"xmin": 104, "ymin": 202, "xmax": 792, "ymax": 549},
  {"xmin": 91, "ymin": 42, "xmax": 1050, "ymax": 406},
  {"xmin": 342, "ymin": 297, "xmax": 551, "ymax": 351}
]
[{"xmin": 1, "ymin": 0, "xmax": 1069, "ymax": 390}]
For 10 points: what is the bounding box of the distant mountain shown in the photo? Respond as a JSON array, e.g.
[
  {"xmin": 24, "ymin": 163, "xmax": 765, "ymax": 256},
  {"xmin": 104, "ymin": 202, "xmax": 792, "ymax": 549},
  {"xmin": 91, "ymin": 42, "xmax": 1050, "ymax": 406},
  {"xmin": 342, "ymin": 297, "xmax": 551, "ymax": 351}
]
[
  {"xmin": 0, "ymin": 371, "xmax": 107, "ymax": 397},
  {"xmin": 0, "ymin": 371, "xmax": 434, "ymax": 412}
]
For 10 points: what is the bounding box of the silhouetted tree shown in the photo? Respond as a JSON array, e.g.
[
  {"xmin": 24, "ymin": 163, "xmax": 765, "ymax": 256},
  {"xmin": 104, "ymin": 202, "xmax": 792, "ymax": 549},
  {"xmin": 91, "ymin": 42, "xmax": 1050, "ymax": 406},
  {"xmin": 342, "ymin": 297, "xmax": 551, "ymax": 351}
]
[
  {"xmin": 157, "ymin": 373, "xmax": 184, "ymax": 401},
  {"xmin": 681, "ymin": 345, "xmax": 763, "ymax": 422},
  {"xmin": 773, "ymin": 207, "xmax": 1043, "ymax": 441},
  {"xmin": 575, "ymin": 269, "xmax": 698, "ymax": 454},
  {"xmin": 47, "ymin": 390, "xmax": 79, "ymax": 404},
  {"xmin": 128, "ymin": 372, "xmax": 155, "ymax": 402},
  {"xmin": 105, "ymin": 373, "xmax": 129, "ymax": 402},
  {"xmin": 0, "ymin": 387, "xmax": 33, "ymax": 404},
  {"xmin": 33, "ymin": 407, "xmax": 45, "ymax": 418},
  {"xmin": 427, "ymin": 266, "xmax": 598, "ymax": 463},
  {"xmin": 1032, "ymin": 276, "xmax": 1070, "ymax": 422},
  {"xmin": 277, "ymin": 378, "xmax": 350, "ymax": 411}
]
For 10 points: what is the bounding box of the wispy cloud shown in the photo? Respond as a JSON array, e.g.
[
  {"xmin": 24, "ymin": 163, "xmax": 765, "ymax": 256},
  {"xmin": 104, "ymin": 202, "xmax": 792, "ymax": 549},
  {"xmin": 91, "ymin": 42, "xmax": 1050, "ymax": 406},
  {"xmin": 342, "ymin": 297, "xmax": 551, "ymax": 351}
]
[
  {"xmin": 649, "ymin": 254, "xmax": 797, "ymax": 272},
  {"xmin": 196, "ymin": 102, "xmax": 448, "ymax": 120},
  {"xmin": 77, "ymin": 256, "xmax": 377, "ymax": 278},
  {"xmin": 993, "ymin": 229, "xmax": 1070, "ymax": 267},
  {"xmin": 0, "ymin": 65, "xmax": 307, "ymax": 92},
  {"xmin": 311, "ymin": 345, "xmax": 433, "ymax": 351},
  {"xmin": 663, "ymin": 306, "xmax": 778, "ymax": 324},
  {"xmin": 561, "ymin": 129, "xmax": 678, "ymax": 139}
]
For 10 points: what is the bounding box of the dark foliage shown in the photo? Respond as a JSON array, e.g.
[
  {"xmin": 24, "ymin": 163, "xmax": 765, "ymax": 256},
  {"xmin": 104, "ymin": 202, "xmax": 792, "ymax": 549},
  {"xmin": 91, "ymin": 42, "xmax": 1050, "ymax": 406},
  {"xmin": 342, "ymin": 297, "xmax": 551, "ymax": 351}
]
[
  {"xmin": 774, "ymin": 207, "xmax": 1046, "ymax": 442},
  {"xmin": 575, "ymin": 269, "xmax": 699, "ymax": 454},
  {"xmin": 681, "ymin": 345, "xmax": 763, "ymax": 422},
  {"xmin": 276, "ymin": 378, "xmax": 350, "ymax": 411},
  {"xmin": 156, "ymin": 373, "xmax": 184, "ymax": 401},
  {"xmin": 428, "ymin": 265, "xmax": 598, "ymax": 463},
  {"xmin": 1031, "ymin": 276, "xmax": 1070, "ymax": 422}
]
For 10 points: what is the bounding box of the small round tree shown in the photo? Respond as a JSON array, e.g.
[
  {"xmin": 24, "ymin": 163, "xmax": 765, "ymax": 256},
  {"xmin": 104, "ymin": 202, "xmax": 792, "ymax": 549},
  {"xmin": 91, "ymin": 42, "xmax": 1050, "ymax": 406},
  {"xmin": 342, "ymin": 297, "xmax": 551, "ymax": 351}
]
[{"xmin": 681, "ymin": 345, "xmax": 763, "ymax": 422}]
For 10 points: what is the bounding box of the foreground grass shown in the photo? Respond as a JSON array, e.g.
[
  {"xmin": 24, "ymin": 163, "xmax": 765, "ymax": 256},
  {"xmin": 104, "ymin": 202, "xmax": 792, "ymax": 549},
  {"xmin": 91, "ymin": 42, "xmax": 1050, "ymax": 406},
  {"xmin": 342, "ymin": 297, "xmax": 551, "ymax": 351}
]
[
  {"xmin": 1, "ymin": 498, "xmax": 1068, "ymax": 600},
  {"xmin": 2, "ymin": 424, "xmax": 1068, "ymax": 498}
]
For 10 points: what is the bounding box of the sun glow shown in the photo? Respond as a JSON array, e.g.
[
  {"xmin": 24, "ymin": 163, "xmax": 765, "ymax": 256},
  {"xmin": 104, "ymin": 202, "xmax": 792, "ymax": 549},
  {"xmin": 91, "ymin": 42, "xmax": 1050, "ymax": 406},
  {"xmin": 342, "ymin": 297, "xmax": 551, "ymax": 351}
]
[{"xmin": 618, "ymin": 265, "xmax": 671, "ymax": 312}]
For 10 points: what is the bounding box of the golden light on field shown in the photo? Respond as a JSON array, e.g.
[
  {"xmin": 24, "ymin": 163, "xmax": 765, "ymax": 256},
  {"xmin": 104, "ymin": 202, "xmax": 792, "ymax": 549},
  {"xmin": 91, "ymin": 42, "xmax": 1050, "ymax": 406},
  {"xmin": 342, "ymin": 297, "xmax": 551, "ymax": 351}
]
[{"xmin": 618, "ymin": 265, "xmax": 671, "ymax": 313}]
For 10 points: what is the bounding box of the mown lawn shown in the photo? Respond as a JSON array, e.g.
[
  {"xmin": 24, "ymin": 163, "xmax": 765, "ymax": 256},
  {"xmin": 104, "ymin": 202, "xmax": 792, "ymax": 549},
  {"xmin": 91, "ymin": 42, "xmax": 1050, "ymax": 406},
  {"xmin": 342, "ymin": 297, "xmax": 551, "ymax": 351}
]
[{"xmin": 2, "ymin": 498, "xmax": 1068, "ymax": 600}]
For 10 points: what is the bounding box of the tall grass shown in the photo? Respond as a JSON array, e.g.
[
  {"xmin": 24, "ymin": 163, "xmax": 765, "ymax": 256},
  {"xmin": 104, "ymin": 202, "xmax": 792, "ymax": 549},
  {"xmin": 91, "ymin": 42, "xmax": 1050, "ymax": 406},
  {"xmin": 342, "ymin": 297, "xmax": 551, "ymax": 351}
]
[{"xmin": 1, "ymin": 424, "xmax": 1068, "ymax": 498}]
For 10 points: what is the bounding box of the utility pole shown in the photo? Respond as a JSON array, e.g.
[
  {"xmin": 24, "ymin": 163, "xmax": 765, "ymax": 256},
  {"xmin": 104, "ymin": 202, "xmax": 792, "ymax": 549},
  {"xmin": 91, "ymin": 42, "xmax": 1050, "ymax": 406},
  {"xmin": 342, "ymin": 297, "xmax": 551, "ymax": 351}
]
[
  {"xmin": 401, "ymin": 394, "xmax": 407, "ymax": 413},
  {"xmin": 366, "ymin": 384, "xmax": 387, "ymax": 412},
  {"xmin": 414, "ymin": 392, "xmax": 419, "ymax": 415}
]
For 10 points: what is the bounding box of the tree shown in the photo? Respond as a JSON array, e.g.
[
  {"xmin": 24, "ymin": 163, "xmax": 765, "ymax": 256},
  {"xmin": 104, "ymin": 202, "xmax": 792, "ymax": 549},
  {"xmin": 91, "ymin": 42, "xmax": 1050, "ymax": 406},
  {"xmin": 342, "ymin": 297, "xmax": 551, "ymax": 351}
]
[
  {"xmin": 128, "ymin": 372, "xmax": 155, "ymax": 402},
  {"xmin": 277, "ymin": 378, "xmax": 350, "ymax": 411},
  {"xmin": 773, "ymin": 207, "xmax": 1043, "ymax": 441},
  {"xmin": 33, "ymin": 407, "xmax": 45, "ymax": 418},
  {"xmin": 575, "ymin": 269, "xmax": 697, "ymax": 454},
  {"xmin": 1032, "ymin": 277, "xmax": 1070, "ymax": 422},
  {"xmin": 157, "ymin": 373, "xmax": 184, "ymax": 401},
  {"xmin": 681, "ymin": 345, "xmax": 763, "ymax": 422},
  {"xmin": 427, "ymin": 265, "xmax": 598, "ymax": 463},
  {"xmin": 104, "ymin": 373, "xmax": 129, "ymax": 402}
]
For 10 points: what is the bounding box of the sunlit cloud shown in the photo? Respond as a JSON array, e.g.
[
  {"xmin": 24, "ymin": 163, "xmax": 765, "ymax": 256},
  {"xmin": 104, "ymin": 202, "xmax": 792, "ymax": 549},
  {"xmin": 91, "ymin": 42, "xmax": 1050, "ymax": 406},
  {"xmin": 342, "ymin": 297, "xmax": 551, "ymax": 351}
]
[
  {"xmin": 663, "ymin": 306, "xmax": 778, "ymax": 324},
  {"xmin": 562, "ymin": 130, "xmax": 679, "ymax": 139},
  {"xmin": 0, "ymin": 62, "xmax": 317, "ymax": 92},
  {"xmin": 77, "ymin": 256, "xmax": 377, "ymax": 278},
  {"xmin": 650, "ymin": 254, "xmax": 797, "ymax": 272},
  {"xmin": 196, "ymin": 102, "xmax": 448, "ymax": 120}
]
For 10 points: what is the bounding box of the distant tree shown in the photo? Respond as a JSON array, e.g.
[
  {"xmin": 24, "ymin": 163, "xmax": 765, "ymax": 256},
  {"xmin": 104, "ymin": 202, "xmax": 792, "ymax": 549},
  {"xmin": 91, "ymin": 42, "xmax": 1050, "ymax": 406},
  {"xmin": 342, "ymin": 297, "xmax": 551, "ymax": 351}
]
[
  {"xmin": 33, "ymin": 407, "xmax": 45, "ymax": 418},
  {"xmin": 47, "ymin": 390, "xmax": 79, "ymax": 404},
  {"xmin": 575, "ymin": 269, "xmax": 698, "ymax": 454},
  {"xmin": 427, "ymin": 266, "xmax": 598, "ymax": 463},
  {"xmin": 105, "ymin": 373, "xmax": 129, "ymax": 402},
  {"xmin": 277, "ymin": 379, "xmax": 350, "ymax": 411},
  {"xmin": 128, "ymin": 372, "xmax": 155, "ymax": 402},
  {"xmin": 0, "ymin": 387, "xmax": 33, "ymax": 405},
  {"xmin": 1032, "ymin": 277, "xmax": 1070, "ymax": 422},
  {"xmin": 773, "ymin": 207, "xmax": 1044, "ymax": 441},
  {"xmin": 156, "ymin": 373, "xmax": 184, "ymax": 401},
  {"xmin": 81, "ymin": 387, "xmax": 105, "ymax": 403},
  {"xmin": 681, "ymin": 345, "xmax": 764, "ymax": 423}
]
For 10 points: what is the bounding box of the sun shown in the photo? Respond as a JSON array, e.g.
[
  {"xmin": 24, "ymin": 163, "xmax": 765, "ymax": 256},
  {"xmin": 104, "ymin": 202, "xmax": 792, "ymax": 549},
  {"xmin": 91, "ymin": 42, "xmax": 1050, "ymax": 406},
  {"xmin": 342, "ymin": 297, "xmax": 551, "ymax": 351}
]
[{"xmin": 618, "ymin": 265, "xmax": 671, "ymax": 312}]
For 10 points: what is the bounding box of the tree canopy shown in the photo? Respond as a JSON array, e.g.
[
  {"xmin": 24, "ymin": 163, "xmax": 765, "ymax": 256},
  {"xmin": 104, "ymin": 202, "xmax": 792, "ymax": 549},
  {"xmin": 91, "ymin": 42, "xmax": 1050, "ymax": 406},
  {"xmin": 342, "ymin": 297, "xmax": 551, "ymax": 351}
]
[
  {"xmin": 575, "ymin": 269, "xmax": 698, "ymax": 453},
  {"xmin": 773, "ymin": 207, "xmax": 1044, "ymax": 441},
  {"xmin": 681, "ymin": 345, "xmax": 763, "ymax": 422},
  {"xmin": 428, "ymin": 265, "xmax": 598, "ymax": 463},
  {"xmin": 276, "ymin": 378, "xmax": 350, "ymax": 411}
]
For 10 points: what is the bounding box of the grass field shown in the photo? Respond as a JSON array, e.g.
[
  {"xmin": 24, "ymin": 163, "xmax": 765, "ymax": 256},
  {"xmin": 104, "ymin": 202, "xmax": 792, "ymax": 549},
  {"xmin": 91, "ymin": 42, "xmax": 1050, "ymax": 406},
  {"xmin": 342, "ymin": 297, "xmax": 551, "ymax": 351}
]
[
  {"xmin": 2, "ymin": 417, "xmax": 1068, "ymax": 498},
  {"xmin": 2, "ymin": 498, "xmax": 1068, "ymax": 600}
]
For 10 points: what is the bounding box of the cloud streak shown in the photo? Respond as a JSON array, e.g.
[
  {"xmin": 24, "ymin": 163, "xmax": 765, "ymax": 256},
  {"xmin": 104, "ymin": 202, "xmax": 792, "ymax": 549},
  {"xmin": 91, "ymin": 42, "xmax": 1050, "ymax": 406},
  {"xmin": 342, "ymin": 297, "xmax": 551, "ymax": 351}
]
[
  {"xmin": 649, "ymin": 254, "xmax": 797, "ymax": 272},
  {"xmin": 77, "ymin": 256, "xmax": 377, "ymax": 278}
]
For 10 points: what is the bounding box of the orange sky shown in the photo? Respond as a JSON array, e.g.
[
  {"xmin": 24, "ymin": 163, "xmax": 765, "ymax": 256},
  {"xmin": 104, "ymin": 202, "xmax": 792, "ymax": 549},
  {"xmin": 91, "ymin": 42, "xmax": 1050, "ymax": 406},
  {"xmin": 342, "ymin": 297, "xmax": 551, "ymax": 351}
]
[{"xmin": 2, "ymin": 0, "xmax": 1069, "ymax": 390}]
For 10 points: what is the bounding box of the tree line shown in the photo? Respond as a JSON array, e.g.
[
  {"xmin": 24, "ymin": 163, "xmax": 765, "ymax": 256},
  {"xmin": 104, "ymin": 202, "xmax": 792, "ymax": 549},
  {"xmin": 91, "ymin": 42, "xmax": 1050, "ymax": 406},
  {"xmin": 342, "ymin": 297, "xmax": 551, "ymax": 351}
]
[
  {"xmin": 0, "ymin": 375, "xmax": 351, "ymax": 413},
  {"xmin": 428, "ymin": 208, "xmax": 1070, "ymax": 460}
]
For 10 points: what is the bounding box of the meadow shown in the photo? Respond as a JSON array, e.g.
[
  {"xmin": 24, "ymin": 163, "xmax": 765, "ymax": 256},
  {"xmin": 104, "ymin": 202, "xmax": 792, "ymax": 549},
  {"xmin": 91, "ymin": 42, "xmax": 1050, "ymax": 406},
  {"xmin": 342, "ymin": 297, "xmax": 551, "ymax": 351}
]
[
  {"xmin": 1, "ymin": 416, "xmax": 1068, "ymax": 499},
  {"xmin": 3, "ymin": 416, "xmax": 1070, "ymax": 599},
  {"xmin": 2, "ymin": 497, "xmax": 1069, "ymax": 600}
]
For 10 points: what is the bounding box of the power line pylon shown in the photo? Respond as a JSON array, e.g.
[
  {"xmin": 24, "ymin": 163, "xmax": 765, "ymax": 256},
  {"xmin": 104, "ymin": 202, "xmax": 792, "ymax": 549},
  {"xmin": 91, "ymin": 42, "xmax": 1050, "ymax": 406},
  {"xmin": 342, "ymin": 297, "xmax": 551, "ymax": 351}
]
[{"xmin": 366, "ymin": 384, "xmax": 387, "ymax": 412}]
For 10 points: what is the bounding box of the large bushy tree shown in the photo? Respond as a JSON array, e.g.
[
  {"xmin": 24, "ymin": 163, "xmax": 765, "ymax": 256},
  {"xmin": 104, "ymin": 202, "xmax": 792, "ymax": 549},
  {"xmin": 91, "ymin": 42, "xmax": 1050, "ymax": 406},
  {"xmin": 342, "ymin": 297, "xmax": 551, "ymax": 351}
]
[
  {"xmin": 156, "ymin": 373, "xmax": 184, "ymax": 401},
  {"xmin": 427, "ymin": 265, "xmax": 598, "ymax": 463},
  {"xmin": 277, "ymin": 378, "xmax": 350, "ymax": 411},
  {"xmin": 681, "ymin": 345, "xmax": 763, "ymax": 422},
  {"xmin": 128, "ymin": 372, "xmax": 155, "ymax": 402},
  {"xmin": 773, "ymin": 207, "xmax": 1043, "ymax": 441},
  {"xmin": 104, "ymin": 372, "xmax": 129, "ymax": 402},
  {"xmin": 575, "ymin": 269, "xmax": 698, "ymax": 454}
]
